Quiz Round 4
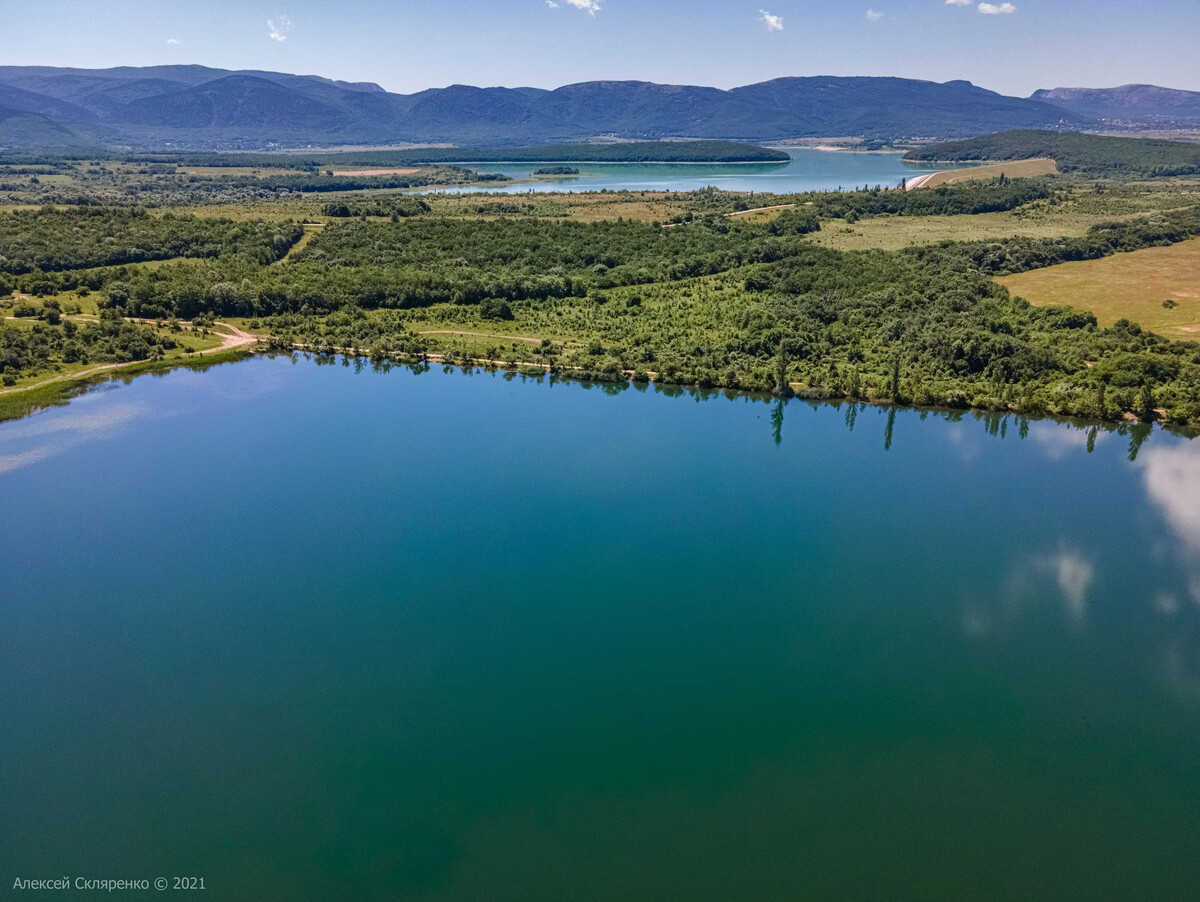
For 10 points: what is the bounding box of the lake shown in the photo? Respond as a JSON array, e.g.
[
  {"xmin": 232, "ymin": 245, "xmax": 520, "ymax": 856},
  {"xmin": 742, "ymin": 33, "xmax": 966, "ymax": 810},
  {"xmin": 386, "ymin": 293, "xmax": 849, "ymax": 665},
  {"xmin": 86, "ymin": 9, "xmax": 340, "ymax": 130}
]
[
  {"xmin": 2, "ymin": 357, "xmax": 1200, "ymax": 901},
  {"xmin": 422, "ymin": 147, "xmax": 954, "ymax": 195}
]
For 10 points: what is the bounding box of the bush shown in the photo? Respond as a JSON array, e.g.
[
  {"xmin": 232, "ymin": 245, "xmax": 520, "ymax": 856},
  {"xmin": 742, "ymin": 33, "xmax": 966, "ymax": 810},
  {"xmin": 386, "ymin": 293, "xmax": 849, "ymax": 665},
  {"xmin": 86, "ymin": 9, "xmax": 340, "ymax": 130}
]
[{"xmin": 479, "ymin": 298, "xmax": 514, "ymax": 321}]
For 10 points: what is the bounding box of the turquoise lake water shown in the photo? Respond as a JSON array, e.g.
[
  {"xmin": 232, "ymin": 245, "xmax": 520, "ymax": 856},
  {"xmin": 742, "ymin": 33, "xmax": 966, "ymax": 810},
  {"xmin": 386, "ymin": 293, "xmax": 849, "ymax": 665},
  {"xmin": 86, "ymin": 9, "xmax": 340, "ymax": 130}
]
[
  {"xmin": 422, "ymin": 147, "xmax": 952, "ymax": 195},
  {"xmin": 2, "ymin": 357, "xmax": 1200, "ymax": 900}
]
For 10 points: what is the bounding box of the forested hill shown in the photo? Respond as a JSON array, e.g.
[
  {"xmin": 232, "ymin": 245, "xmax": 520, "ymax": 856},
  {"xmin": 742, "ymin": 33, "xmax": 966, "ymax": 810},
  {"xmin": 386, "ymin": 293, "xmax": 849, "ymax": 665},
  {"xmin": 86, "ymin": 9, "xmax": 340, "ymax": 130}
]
[
  {"xmin": 0, "ymin": 66, "xmax": 1082, "ymax": 150},
  {"xmin": 903, "ymin": 130, "xmax": 1200, "ymax": 178}
]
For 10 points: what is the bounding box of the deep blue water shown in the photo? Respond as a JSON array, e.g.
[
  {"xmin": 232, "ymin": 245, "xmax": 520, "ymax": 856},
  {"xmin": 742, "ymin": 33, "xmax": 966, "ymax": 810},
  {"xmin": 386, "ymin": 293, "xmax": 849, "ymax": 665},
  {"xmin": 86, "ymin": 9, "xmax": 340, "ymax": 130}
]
[{"xmin": 2, "ymin": 357, "xmax": 1199, "ymax": 901}]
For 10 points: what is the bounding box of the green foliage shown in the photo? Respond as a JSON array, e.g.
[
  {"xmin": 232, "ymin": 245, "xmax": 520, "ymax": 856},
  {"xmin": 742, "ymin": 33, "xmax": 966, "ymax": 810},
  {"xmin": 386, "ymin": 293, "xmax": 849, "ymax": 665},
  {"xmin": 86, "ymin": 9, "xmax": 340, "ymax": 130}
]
[
  {"xmin": 903, "ymin": 130, "xmax": 1200, "ymax": 178},
  {"xmin": 320, "ymin": 197, "xmax": 430, "ymax": 219},
  {"xmin": 115, "ymin": 142, "xmax": 790, "ymax": 167},
  {"xmin": 479, "ymin": 299, "xmax": 514, "ymax": 321},
  {"xmin": 0, "ymin": 207, "xmax": 303, "ymax": 274},
  {"xmin": 0, "ymin": 165, "xmax": 500, "ymax": 208},
  {"xmin": 0, "ymin": 313, "xmax": 178, "ymax": 379},
  {"xmin": 687, "ymin": 179, "xmax": 1052, "ymax": 221},
  {"xmin": 907, "ymin": 204, "xmax": 1200, "ymax": 275},
  {"xmin": 808, "ymin": 180, "xmax": 1052, "ymax": 218},
  {"xmin": 9, "ymin": 183, "xmax": 1200, "ymax": 429}
]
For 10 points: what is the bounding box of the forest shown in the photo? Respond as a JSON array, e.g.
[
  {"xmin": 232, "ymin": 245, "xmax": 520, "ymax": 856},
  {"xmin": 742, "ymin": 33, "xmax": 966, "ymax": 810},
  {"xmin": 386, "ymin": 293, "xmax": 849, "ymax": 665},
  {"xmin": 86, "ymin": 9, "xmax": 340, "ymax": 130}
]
[
  {"xmin": 903, "ymin": 130, "xmax": 1200, "ymax": 178},
  {"xmin": 3, "ymin": 175, "xmax": 1200, "ymax": 428},
  {"xmin": 0, "ymin": 164, "xmax": 502, "ymax": 208},
  {"xmin": 0, "ymin": 208, "xmax": 303, "ymax": 274},
  {"xmin": 125, "ymin": 142, "xmax": 792, "ymax": 167}
]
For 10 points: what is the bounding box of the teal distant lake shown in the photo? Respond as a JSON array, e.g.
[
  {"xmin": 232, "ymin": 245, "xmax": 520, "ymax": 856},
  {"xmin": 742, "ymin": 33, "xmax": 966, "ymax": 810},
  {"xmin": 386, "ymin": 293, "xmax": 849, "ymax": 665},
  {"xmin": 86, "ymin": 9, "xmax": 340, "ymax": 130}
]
[
  {"xmin": 423, "ymin": 147, "xmax": 953, "ymax": 195},
  {"xmin": 3, "ymin": 358, "xmax": 1200, "ymax": 901}
]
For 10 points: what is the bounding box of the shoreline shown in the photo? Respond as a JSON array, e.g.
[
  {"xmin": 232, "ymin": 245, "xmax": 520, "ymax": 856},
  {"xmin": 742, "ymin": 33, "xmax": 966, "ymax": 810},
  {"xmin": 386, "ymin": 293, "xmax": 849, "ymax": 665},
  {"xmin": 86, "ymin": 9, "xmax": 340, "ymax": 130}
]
[
  {"xmin": 0, "ymin": 348, "xmax": 254, "ymax": 424},
  {"xmin": 4, "ymin": 341, "xmax": 1184, "ymax": 439}
]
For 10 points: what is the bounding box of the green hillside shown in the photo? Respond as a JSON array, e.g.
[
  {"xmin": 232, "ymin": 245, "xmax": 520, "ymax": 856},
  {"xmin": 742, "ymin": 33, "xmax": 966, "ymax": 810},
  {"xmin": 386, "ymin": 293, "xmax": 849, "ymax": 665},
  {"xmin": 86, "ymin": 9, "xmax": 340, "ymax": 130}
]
[{"xmin": 903, "ymin": 130, "xmax": 1200, "ymax": 178}]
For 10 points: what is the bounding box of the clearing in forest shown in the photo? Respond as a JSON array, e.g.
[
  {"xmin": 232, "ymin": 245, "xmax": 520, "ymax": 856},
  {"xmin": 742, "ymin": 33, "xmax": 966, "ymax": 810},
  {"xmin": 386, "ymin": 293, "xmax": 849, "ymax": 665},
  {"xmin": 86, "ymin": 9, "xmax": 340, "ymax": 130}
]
[
  {"xmin": 997, "ymin": 237, "xmax": 1200, "ymax": 340},
  {"xmin": 907, "ymin": 158, "xmax": 1058, "ymax": 190}
]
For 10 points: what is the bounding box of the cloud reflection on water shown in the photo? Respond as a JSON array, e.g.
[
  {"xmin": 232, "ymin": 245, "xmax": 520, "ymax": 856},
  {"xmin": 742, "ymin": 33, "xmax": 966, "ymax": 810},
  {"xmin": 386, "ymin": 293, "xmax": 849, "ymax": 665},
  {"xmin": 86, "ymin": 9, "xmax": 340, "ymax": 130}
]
[
  {"xmin": 1140, "ymin": 444, "xmax": 1200, "ymax": 565},
  {"xmin": 1040, "ymin": 548, "xmax": 1095, "ymax": 624},
  {"xmin": 0, "ymin": 401, "xmax": 146, "ymax": 475}
]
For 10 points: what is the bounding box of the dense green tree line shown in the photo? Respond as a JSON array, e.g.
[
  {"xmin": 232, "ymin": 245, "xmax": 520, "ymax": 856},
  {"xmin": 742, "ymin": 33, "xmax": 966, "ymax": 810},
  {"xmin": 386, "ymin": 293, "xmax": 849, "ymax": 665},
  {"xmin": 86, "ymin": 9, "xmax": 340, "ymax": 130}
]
[
  {"xmin": 806, "ymin": 179, "xmax": 1052, "ymax": 219},
  {"xmin": 903, "ymin": 130, "xmax": 1200, "ymax": 178},
  {"xmin": 118, "ymin": 141, "xmax": 790, "ymax": 167},
  {"xmin": 0, "ymin": 207, "xmax": 303, "ymax": 275},
  {"xmin": 321, "ymin": 197, "xmax": 431, "ymax": 218},
  {"xmin": 0, "ymin": 165, "xmax": 500, "ymax": 207},
  {"xmin": 687, "ymin": 178, "xmax": 1053, "ymax": 219},
  {"xmin": 245, "ymin": 238, "xmax": 1200, "ymax": 426}
]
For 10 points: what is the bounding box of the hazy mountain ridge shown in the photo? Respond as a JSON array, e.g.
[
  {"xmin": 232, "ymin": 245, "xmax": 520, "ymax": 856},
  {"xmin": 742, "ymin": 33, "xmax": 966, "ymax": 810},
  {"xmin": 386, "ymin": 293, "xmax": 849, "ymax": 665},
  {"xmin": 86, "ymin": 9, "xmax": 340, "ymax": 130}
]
[
  {"xmin": 0, "ymin": 64, "xmax": 1189, "ymax": 151},
  {"xmin": 1031, "ymin": 84, "xmax": 1200, "ymax": 125}
]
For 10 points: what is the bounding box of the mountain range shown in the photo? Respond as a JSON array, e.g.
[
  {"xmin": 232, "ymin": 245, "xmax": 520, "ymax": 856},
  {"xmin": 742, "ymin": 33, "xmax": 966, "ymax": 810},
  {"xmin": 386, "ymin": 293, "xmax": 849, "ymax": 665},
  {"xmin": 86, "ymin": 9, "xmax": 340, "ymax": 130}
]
[{"xmin": 0, "ymin": 65, "xmax": 1197, "ymax": 151}]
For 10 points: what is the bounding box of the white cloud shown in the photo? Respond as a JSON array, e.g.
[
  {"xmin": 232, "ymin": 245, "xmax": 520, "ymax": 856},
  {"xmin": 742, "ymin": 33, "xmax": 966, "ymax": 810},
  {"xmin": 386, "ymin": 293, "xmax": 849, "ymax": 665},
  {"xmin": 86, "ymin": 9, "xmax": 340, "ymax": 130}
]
[
  {"xmin": 1040, "ymin": 548, "xmax": 1094, "ymax": 623},
  {"xmin": 545, "ymin": 0, "xmax": 558, "ymax": 6},
  {"xmin": 946, "ymin": 0, "xmax": 972, "ymax": 5},
  {"xmin": 978, "ymin": 2, "xmax": 1016, "ymax": 12},
  {"xmin": 268, "ymin": 15, "xmax": 291, "ymax": 42},
  {"xmin": 563, "ymin": 0, "xmax": 601, "ymax": 13},
  {"xmin": 166, "ymin": 38, "xmax": 179, "ymax": 45},
  {"xmin": 866, "ymin": 8, "xmax": 884, "ymax": 20},
  {"xmin": 1141, "ymin": 445, "xmax": 1200, "ymax": 557},
  {"xmin": 759, "ymin": 9, "xmax": 784, "ymax": 31}
]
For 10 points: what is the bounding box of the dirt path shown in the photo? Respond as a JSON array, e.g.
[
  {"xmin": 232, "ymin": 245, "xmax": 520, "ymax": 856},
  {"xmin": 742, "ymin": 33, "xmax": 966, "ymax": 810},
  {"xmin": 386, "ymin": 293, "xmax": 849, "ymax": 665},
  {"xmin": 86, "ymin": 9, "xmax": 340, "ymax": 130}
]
[
  {"xmin": 727, "ymin": 203, "xmax": 798, "ymax": 217},
  {"xmin": 0, "ymin": 321, "xmax": 257, "ymax": 397},
  {"xmin": 904, "ymin": 173, "xmax": 937, "ymax": 191}
]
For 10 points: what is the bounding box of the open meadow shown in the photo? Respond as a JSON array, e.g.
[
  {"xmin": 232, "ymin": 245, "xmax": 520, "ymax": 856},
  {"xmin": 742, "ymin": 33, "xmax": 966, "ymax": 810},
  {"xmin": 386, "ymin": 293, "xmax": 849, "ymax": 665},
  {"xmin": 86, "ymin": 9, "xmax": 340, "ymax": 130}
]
[{"xmin": 998, "ymin": 238, "xmax": 1200, "ymax": 340}]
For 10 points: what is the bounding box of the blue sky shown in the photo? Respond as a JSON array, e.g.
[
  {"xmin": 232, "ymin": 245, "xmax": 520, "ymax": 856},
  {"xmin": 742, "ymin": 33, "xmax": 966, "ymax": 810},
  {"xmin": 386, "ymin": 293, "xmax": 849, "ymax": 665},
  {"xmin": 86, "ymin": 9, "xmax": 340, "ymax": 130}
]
[{"xmin": 6, "ymin": 0, "xmax": 1199, "ymax": 97}]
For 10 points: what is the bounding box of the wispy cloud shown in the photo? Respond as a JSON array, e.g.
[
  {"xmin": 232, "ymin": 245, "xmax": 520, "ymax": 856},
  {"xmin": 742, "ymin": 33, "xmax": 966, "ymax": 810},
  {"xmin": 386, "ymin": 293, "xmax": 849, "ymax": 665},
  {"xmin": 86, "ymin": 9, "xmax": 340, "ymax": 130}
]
[
  {"xmin": 759, "ymin": 9, "xmax": 784, "ymax": 31},
  {"xmin": 978, "ymin": 2, "xmax": 1016, "ymax": 12},
  {"xmin": 545, "ymin": 0, "xmax": 558, "ymax": 6},
  {"xmin": 166, "ymin": 38, "xmax": 179, "ymax": 45},
  {"xmin": 866, "ymin": 8, "xmax": 884, "ymax": 21},
  {"xmin": 946, "ymin": 0, "xmax": 972, "ymax": 5},
  {"xmin": 563, "ymin": 0, "xmax": 601, "ymax": 14},
  {"xmin": 267, "ymin": 15, "xmax": 291, "ymax": 42}
]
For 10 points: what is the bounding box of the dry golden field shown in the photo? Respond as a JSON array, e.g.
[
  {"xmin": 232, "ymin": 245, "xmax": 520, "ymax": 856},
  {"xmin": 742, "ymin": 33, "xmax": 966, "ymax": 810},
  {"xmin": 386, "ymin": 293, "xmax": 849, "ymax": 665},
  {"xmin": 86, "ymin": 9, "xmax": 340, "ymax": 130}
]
[
  {"xmin": 915, "ymin": 158, "xmax": 1058, "ymax": 189},
  {"xmin": 998, "ymin": 238, "xmax": 1200, "ymax": 340}
]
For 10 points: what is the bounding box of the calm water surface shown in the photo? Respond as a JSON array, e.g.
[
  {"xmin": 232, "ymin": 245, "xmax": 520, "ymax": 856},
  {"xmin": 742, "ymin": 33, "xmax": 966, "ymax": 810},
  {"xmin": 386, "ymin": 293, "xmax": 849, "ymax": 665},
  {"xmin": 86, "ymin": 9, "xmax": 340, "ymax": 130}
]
[
  {"xmin": 2, "ymin": 357, "xmax": 1200, "ymax": 901},
  {"xmin": 423, "ymin": 147, "xmax": 953, "ymax": 195}
]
